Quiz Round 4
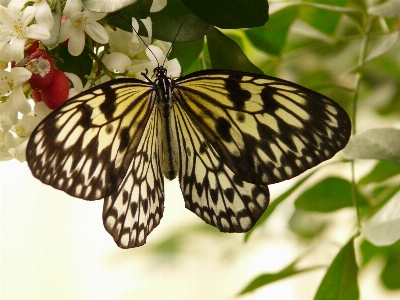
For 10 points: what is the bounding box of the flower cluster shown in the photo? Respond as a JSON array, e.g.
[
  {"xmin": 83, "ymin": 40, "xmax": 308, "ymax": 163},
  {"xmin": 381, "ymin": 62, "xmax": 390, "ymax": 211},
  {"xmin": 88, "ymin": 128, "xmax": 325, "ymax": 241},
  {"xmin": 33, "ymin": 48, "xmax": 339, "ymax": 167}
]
[{"xmin": 0, "ymin": 0, "xmax": 180, "ymax": 162}]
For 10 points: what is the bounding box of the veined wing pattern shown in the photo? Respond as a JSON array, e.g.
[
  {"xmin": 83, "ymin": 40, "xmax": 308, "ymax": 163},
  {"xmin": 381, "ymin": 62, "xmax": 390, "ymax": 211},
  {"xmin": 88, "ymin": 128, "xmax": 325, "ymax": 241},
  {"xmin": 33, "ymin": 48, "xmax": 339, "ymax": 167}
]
[{"xmin": 27, "ymin": 68, "xmax": 351, "ymax": 248}]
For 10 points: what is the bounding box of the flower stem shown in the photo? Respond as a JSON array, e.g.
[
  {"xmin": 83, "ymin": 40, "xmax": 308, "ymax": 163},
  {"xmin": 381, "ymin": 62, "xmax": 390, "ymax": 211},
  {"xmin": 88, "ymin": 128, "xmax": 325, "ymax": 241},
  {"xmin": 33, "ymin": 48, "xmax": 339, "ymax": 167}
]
[{"xmin": 351, "ymin": 16, "xmax": 375, "ymax": 230}]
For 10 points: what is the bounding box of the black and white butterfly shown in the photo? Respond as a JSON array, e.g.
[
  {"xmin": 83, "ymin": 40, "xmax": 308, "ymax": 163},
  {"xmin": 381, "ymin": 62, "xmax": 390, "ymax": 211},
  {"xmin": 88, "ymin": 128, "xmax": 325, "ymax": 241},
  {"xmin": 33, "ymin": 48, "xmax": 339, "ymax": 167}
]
[{"xmin": 26, "ymin": 64, "xmax": 351, "ymax": 248}]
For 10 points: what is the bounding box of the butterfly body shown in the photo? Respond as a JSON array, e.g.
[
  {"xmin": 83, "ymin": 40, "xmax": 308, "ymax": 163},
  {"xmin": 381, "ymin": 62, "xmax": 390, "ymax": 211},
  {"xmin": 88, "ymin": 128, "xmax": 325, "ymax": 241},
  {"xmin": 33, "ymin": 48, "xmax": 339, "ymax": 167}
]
[
  {"xmin": 27, "ymin": 66, "xmax": 351, "ymax": 248},
  {"xmin": 152, "ymin": 67, "xmax": 179, "ymax": 180}
]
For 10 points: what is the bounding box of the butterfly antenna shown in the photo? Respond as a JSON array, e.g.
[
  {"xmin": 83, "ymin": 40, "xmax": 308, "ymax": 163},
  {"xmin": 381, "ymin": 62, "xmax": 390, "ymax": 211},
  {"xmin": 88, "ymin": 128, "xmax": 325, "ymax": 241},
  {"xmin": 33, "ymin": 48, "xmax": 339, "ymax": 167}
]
[
  {"xmin": 119, "ymin": 14, "xmax": 159, "ymax": 67},
  {"xmin": 163, "ymin": 16, "xmax": 190, "ymax": 66}
]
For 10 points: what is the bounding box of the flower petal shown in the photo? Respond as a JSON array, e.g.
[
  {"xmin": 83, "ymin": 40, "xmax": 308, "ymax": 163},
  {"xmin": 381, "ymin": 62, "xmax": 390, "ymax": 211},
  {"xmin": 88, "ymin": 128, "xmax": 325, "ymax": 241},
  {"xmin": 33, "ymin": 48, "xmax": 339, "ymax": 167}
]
[
  {"xmin": 103, "ymin": 52, "xmax": 131, "ymax": 72},
  {"xmin": 9, "ymin": 137, "xmax": 28, "ymax": 162},
  {"xmin": 21, "ymin": 6, "xmax": 37, "ymax": 27},
  {"xmin": 11, "ymin": 67, "xmax": 32, "ymax": 86},
  {"xmin": 146, "ymin": 45, "xmax": 165, "ymax": 67},
  {"xmin": 0, "ymin": 99, "xmax": 17, "ymax": 131},
  {"xmin": 65, "ymin": 72, "xmax": 83, "ymax": 93},
  {"xmin": 25, "ymin": 24, "xmax": 51, "ymax": 41},
  {"xmin": 68, "ymin": 29, "xmax": 86, "ymax": 56},
  {"xmin": 165, "ymin": 58, "xmax": 182, "ymax": 78},
  {"xmin": 63, "ymin": 0, "xmax": 82, "ymax": 18},
  {"xmin": 9, "ymin": 37, "xmax": 26, "ymax": 62},
  {"xmin": 150, "ymin": 0, "xmax": 167, "ymax": 12},
  {"xmin": 0, "ymin": 5, "xmax": 18, "ymax": 30},
  {"xmin": 141, "ymin": 17, "xmax": 152, "ymax": 38},
  {"xmin": 84, "ymin": 21, "xmax": 109, "ymax": 44},
  {"xmin": 34, "ymin": 1, "xmax": 54, "ymax": 30},
  {"xmin": 58, "ymin": 20, "xmax": 73, "ymax": 42},
  {"xmin": 34, "ymin": 101, "xmax": 52, "ymax": 120},
  {"xmin": 9, "ymin": 85, "xmax": 31, "ymax": 115},
  {"xmin": 84, "ymin": 11, "xmax": 107, "ymax": 22}
]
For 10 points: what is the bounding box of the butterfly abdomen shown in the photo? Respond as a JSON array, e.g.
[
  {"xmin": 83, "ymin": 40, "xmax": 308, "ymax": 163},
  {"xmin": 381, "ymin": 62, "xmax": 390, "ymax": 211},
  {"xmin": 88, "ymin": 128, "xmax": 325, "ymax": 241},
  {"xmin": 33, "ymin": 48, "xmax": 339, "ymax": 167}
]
[{"xmin": 156, "ymin": 76, "xmax": 178, "ymax": 180}]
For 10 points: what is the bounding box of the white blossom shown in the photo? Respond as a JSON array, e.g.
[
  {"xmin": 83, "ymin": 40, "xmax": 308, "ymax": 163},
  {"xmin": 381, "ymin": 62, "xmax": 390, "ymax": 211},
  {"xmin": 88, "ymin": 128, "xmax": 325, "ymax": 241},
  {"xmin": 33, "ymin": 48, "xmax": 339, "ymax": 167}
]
[
  {"xmin": 0, "ymin": 0, "xmax": 50, "ymax": 62},
  {"xmin": 59, "ymin": 0, "xmax": 109, "ymax": 56},
  {"xmin": 32, "ymin": 0, "xmax": 54, "ymax": 30},
  {"xmin": 64, "ymin": 72, "xmax": 84, "ymax": 98},
  {"xmin": 0, "ymin": 67, "xmax": 32, "ymax": 131}
]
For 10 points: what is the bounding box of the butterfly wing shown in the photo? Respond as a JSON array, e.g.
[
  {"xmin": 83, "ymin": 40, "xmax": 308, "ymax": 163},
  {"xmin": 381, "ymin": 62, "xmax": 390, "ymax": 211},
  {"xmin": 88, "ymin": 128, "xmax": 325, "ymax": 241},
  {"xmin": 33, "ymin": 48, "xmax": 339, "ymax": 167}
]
[
  {"xmin": 27, "ymin": 79, "xmax": 165, "ymax": 247},
  {"xmin": 172, "ymin": 103, "xmax": 269, "ymax": 232},
  {"xmin": 174, "ymin": 69, "xmax": 351, "ymax": 186},
  {"xmin": 103, "ymin": 107, "xmax": 164, "ymax": 248},
  {"xmin": 27, "ymin": 79, "xmax": 154, "ymax": 200},
  {"xmin": 171, "ymin": 69, "xmax": 350, "ymax": 232}
]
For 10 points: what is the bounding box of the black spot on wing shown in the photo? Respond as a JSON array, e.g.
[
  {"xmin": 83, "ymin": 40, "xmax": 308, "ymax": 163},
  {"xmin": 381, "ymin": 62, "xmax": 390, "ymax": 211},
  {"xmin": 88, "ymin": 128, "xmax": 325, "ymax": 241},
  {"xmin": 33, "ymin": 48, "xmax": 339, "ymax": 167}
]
[
  {"xmin": 260, "ymin": 87, "xmax": 279, "ymax": 113},
  {"xmin": 100, "ymin": 85, "xmax": 117, "ymax": 120},
  {"xmin": 199, "ymin": 142, "xmax": 207, "ymax": 154},
  {"xmin": 216, "ymin": 117, "xmax": 232, "ymax": 142},
  {"xmin": 226, "ymin": 75, "xmax": 251, "ymax": 108},
  {"xmin": 105, "ymin": 124, "xmax": 113, "ymax": 134},
  {"xmin": 224, "ymin": 188, "xmax": 234, "ymax": 202},
  {"xmin": 195, "ymin": 182, "xmax": 204, "ymax": 197},
  {"xmin": 119, "ymin": 127, "xmax": 130, "ymax": 151},
  {"xmin": 80, "ymin": 104, "xmax": 93, "ymax": 128}
]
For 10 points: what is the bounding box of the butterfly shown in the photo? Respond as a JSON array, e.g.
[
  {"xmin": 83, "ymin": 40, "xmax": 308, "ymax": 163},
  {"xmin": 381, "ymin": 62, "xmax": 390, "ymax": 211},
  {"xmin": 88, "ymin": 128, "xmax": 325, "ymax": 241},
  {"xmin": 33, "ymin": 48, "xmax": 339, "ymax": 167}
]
[{"xmin": 26, "ymin": 66, "xmax": 351, "ymax": 248}]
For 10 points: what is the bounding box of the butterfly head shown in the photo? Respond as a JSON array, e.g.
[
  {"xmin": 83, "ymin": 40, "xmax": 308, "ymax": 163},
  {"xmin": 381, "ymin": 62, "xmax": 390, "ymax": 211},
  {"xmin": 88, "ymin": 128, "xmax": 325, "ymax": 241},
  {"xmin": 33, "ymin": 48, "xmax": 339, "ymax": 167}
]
[{"xmin": 153, "ymin": 66, "xmax": 168, "ymax": 79}]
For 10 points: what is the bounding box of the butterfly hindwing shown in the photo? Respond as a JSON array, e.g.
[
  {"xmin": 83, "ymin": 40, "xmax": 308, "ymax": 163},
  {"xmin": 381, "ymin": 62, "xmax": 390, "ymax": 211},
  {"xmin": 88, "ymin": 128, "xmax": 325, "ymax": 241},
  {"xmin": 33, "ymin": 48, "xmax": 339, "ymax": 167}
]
[
  {"xmin": 26, "ymin": 79, "xmax": 154, "ymax": 200},
  {"xmin": 103, "ymin": 108, "xmax": 164, "ymax": 248},
  {"xmin": 174, "ymin": 69, "xmax": 351, "ymax": 186},
  {"xmin": 172, "ymin": 102, "xmax": 270, "ymax": 232}
]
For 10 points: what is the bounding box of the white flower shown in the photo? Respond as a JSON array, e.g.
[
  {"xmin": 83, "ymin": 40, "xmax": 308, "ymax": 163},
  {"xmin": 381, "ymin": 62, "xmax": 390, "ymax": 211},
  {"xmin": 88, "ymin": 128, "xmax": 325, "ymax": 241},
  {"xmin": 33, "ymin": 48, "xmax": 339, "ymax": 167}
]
[
  {"xmin": 59, "ymin": 0, "xmax": 109, "ymax": 56},
  {"xmin": 107, "ymin": 26, "xmax": 150, "ymax": 58},
  {"xmin": 64, "ymin": 72, "xmax": 84, "ymax": 98},
  {"xmin": 146, "ymin": 42, "xmax": 181, "ymax": 78},
  {"xmin": 32, "ymin": 0, "xmax": 54, "ymax": 30},
  {"xmin": 0, "ymin": 67, "xmax": 32, "ymax": 131},
  {"xmin": 0, "ymin": 0, "xmax": 50, "ymax": 62},
  {"xmin": 103, "ymin": 52, "xmax": 131, "ymax": 73},
  {"xmin": 0, "ymin": 130, "xmax": 16, "ymax": 161},
  {"xmin": 33, "ymin": 101, "xmax": 52, "ymax": 120}
]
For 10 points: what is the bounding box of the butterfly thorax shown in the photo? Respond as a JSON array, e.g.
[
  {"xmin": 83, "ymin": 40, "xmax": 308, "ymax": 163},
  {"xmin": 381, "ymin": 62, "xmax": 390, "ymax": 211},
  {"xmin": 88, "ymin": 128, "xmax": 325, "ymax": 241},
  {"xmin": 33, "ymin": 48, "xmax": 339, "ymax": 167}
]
[{"xmin": 154, "ymin": 67, "xmax": 178, "ymax": 180}]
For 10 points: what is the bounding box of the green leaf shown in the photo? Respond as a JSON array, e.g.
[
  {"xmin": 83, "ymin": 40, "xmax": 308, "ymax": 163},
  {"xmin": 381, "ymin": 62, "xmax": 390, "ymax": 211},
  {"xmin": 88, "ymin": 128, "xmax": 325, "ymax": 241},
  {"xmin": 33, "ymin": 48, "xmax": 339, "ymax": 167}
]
[
  {"xmin": 369, "ymin": 0, "xmax": 400, "ymax": 18},
  {"xmin": 169, "ymin": 38, "xmax": 204, "ymax": 75},
  {"xmin": 360, "ymin": 239, "xmax": 400, "ymax": 289},
  {"xmin": 366, "ymin": 32, "xmax": 400, "ymax": 63},
  {"xmin": 314, "ymin": 238, "xmax": 359, "ymax": 300},
  {"xmin": 182, "ymin": 0, "xmax": 269, "ymax": 29},
  {"xmin": 363, "ymin": 192, "xmax": 400, "ymax": 246},
  {"xmin": 245, "ymin": 6, "xmax": 298, "ymax": 56},
  {"xmin": 82, "ymin": 0, "xmax": 138, "ymax": 13},
  {"xmin": 244, "ymin": 171, "xmax": 316, "ymax": 242},
  {"xmin": 358, "ymin": 160, "xmax": 400, "ymax": 186},
  {"xmin": 289, "ymin": 209, "xmax": 328, "ymax": 240},
  {"xmin": 206, "ymin": 27, "xmax": 263, "ymax": 74},
  {"xmin": 238, "ymin": 258, "xmax": 323, "ymax": 295},
  {"xmin": 342, "ymin": 128, "xmax": 400, "ymax": 165},
  {"xmin": 299, "ymin": 0, "xmax": 347, "ymax": 36},
  {"xmin": 151, "ymin": 0, "xmax": 210, "ymax": 42},
  {"xmin": 295, "ymin": 177, "xmax": 366, "ymax": 212},
  {"xmin": 381, "ymin": 255, "xmax": 400, "ymax": 289}
]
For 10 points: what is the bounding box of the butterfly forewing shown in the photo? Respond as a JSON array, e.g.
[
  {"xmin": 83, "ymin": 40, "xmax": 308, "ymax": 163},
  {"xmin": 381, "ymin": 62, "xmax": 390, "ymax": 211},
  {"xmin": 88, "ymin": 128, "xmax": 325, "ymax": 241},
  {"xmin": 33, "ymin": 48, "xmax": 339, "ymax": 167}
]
[
  {"xmin": 26, "ymin": 79, "xmax": 154, "ymax": 200},
  {"xmin": 174, "ymin": 70, "xmax": 351, "ymax": 186}
]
